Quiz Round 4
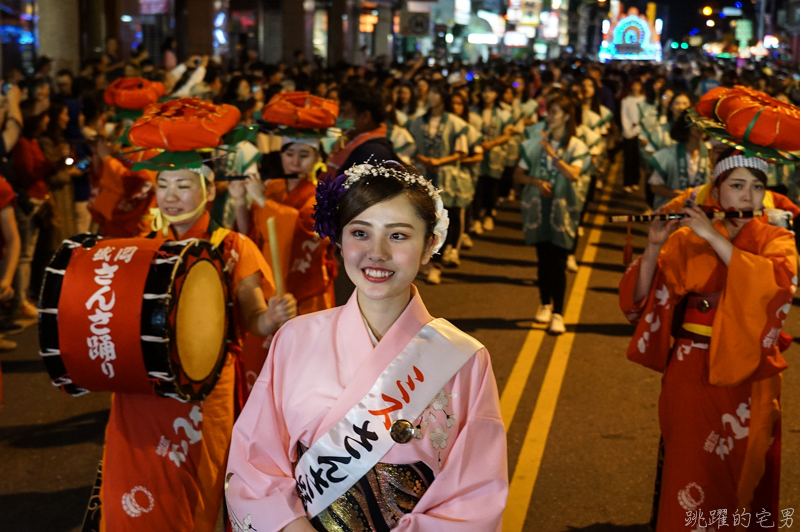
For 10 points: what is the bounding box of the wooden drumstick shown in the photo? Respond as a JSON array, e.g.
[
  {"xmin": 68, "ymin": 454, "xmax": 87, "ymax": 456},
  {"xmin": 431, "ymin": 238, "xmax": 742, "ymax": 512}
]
[{"xmin": 266, "ymin": 217, "xmax": 285, "ymax": 297}]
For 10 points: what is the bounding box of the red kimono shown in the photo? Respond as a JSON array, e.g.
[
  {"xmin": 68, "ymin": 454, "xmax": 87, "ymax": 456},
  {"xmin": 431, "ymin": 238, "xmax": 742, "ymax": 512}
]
[
  {"xmin": 619, "ymin": 219, "xmax": 796, "ymax": 531},
  {"xmin": 89, "ymin": 155, "xmax": 158, "ymax": 238}
]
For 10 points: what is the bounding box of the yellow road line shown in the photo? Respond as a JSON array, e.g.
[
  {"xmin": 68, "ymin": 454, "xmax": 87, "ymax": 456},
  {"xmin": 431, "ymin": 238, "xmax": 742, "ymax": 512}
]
[
  {"xmin": 503, "ymin": 170, "xmax": 616, "ymax": 532},
  {"xmin": 500, "ymin": 326, "xmax": 546, "ymax": 431}
]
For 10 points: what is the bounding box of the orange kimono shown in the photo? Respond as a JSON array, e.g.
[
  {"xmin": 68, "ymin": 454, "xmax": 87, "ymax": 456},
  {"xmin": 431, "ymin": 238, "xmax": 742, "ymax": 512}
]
[
  {"xmin": 241, "ymin": 179, "xmax": 336, "ymax": 396},
  {"xmin": 89, "ymin": 155, "xmax": 157, "ymax": 238},
  {"xmin": 87, "ymin": 212, "xmax": 275, "ymax": 532},
  {"xmin": 619, "ymin": 219, "xmax": 796, "ymax": 531}
]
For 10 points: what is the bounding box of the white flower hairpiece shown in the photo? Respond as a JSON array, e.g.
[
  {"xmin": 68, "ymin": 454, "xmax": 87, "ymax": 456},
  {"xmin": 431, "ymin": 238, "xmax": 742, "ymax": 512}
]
[{"xmin": 342, "ymin": 162, "xmax": 449, "ymax": 254}]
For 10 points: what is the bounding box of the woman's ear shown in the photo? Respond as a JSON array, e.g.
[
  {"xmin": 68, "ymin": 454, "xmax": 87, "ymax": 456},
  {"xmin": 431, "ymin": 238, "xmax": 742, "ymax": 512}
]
[
  {"xmin": 420, "ymin": 235, "xmax": 437, "ymax": 266},
  {"xmin": 206, "ymin": 180, "xmax": 217, "ymax": 203}
]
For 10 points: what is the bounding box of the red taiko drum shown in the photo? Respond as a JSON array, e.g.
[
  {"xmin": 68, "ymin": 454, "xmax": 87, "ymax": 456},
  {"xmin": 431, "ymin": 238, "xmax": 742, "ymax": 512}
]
[{"xmin": 38, "ymin": 234, "xmax": 232, "ymax": 402}]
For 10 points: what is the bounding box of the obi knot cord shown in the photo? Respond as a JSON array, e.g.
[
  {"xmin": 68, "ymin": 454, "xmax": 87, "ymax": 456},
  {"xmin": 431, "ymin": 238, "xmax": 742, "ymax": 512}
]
[{"xmin": 150, "ymin": 171, "xmax": 209, "ymax": 236}]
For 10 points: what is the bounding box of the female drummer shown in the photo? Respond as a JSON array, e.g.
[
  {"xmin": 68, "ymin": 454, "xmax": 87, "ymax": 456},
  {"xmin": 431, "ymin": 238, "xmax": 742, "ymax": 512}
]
[
  {"xmin": 93, "ymin": 164, "xmax": 298, "ymax": 532},
  {"xmin": 619, "ymin": 148, "xmax": 796, "ymax": 530},
  {"xmin": 225, "ymin": 161, "xmax": 508, "ymax": 531}
]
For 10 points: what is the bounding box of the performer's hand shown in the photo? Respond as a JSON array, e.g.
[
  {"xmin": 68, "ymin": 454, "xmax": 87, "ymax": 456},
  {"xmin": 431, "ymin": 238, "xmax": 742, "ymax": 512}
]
[
  {"xmin": 647, "ymin": 216, "xmax": 679, "ymax": 248},
  {"xmin": 679, "ymin": 205, "xmax": 715, "ymax": 241},
  {"xmin": 267, "ymin": 293, "xmax": 298, "ymax": 327},
  {"xmin": 244, "ymin": 174, "xmax": 267, "ymax": 207},
  {"xmin": 536, "ymin": 179, "xmax": 553, "ymax": 199}
]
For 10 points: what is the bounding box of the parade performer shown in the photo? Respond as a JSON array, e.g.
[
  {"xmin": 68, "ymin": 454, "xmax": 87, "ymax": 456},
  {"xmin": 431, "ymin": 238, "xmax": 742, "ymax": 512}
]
[
  {"xmin": 231, "ymin": 129, "xmax": 337, "ymax": 397},
  {"xmin": 84, "ymin": 98, "xmax": 297, "ymax": 532},
  {"xmin": 225, "ymin": 161, "xmax": 508, "ymax": 532},
  {"xmin": 383, "ymin": 90, "xmax": 417, "ymax": 165},
  {"xmin": 447, "ymin": 90, "xmax": 484, "ymax": 259},
  {"xmin": 232, "ymin": 136, "xmax": 335, "ymax": 314},
  {"xmin": 409, "ymin": 80, "xmax": 470, "ymax": 282},
  {"xmin": 89, "ymin": 142, "xmax": 160, "ymax": 237},
  {"xmin": 619, "ymin": 90, "xmax": 799, "ymax": 529},
  {"xmin": 647, "ymin": 111, "xmax": 712, "ymax": 210},
  {"xmin": 580, "ymin": 77, "xmax": 613, "ymax": 189},
  {"xmin": 328, "ymin": 83, "xmax": 397, "ymax": 173},
  {"xmin": 87, "ymin": 77, "xmax": 170, "ymax": 238},
  {"xmin": 471, "ymin": 80, "xmax": 513, "ymax": 235},
  {"xmin": 515, "ymin": 94, "xmax": 589, "ymax": 335}
]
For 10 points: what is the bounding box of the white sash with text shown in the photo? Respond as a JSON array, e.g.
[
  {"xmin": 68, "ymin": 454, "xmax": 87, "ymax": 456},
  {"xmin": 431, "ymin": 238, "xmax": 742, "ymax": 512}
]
[{"xmin": 293, "ymin": 318, "xmax": 482, "ymax": 518}]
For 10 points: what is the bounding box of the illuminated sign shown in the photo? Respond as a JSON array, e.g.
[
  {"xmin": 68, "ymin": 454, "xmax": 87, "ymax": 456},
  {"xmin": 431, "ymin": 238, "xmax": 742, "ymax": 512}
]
[
  {"xmin": 455, "ymin": 0, "xmax": 471, "ymax": 25},
  {"xmin": 540, "ymin": 11, "xmax": 560, "ymax": 39},
  {"xmin": 520, "ymin": 0, "xmax": 541, "ymax": 26},
  {"xmin": 504, "ymin": 31, "xmax": 529, "ymax": 46},
  {"xmin": 598, "ymin": 7, "xmax": 662, "ymax": 62}
]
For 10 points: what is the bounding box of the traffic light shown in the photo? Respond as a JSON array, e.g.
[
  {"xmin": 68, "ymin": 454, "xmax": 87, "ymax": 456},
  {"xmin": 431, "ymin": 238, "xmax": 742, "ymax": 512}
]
[{"xmin": 702, "ymin": 6, "xmax": 713, "ymax": 16}]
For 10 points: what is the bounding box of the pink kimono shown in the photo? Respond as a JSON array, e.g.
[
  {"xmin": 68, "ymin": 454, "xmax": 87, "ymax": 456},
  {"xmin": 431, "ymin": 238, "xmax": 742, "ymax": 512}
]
[{"xmin": 225, "ymin": 287, "xmax": 508, "ymax": 531}]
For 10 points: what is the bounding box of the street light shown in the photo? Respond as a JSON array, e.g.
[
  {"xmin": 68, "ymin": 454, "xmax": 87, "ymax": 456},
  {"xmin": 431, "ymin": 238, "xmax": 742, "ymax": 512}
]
[
  {"xmin": 707, "ymin": 19, "xmax": 715, "ymax": 27},
  {"xmin": 702, "ymin": 6, "xmax": 713, "ymax": 16}
]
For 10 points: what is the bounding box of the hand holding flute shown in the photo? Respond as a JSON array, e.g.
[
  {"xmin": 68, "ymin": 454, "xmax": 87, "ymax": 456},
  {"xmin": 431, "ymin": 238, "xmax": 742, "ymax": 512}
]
[{"xmin": 608, "ymin": 209, "xmax": 764, "ymax": 223}]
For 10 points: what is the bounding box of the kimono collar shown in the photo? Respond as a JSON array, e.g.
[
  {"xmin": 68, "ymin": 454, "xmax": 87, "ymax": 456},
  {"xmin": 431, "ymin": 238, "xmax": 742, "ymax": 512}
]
[
  {"xmin": 319, "ymin": 285, "xmax": 434, "ymax": 444},
  {"xmin": 167, "ymin": 211, "xmax": 212, "ymax": 240},
  {"xmin": 336, "ymin": 284, "xmax": 433, "ymax": 355}
]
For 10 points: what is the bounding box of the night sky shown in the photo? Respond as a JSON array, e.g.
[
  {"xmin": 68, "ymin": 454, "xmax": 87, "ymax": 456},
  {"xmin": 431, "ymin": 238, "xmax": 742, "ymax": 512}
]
[{"xmin": 618, "ymin": 0, "xmax": 769, "ymax": 43}]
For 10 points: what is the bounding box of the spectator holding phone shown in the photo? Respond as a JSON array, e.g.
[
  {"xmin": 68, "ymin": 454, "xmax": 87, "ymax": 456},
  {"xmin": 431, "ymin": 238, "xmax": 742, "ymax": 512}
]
[
  {"xmin": 39, "ymin": 102, "xmax": 81, "ymax": 242},
  {"xmin": 12, "ymin": 106, "xmax": 52, "ymax": 319}
]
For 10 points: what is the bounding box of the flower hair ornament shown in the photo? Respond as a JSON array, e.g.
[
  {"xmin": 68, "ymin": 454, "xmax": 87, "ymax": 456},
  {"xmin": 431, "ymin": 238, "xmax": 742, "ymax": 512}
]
[{"xmin": 313, "ymin": 162, "xmax": 449, "ymax": 255}]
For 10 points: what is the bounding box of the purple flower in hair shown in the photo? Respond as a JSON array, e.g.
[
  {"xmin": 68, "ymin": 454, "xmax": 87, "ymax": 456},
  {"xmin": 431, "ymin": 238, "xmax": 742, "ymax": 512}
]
[{"xmin": 313, "ymin": 172, "xmax": 349, "ymax": 241}]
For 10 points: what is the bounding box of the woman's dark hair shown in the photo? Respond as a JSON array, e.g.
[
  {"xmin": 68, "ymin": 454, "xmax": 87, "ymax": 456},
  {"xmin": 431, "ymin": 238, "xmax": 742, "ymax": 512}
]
[
  {"xmin": 424, "ymin": 80, "xmax": 451, "ymax": 118},
  {"xmin": 340, "ymin": 82, "xmax": 386, "ymax": 125},
  {"xmin": 382, "ymin": 89, "xmax": 399, "ymax": 125},
  {"xmin": 394, "ymin": 80, "xmax": 419, "ymax": 117},
  {"xmin": 668, "ymin": 90, "xmax": 694, "ymax": 122},
  {"xmin": 581, "ymin": 77, "xmax": 601, "ymax": 114},
  {"xmin": 161, "ymin": 37, "xmax": 176, "ymax": 54},
  {"xmin": 714, "ymin": 146, "xmax": 768, "ymax": 186},
  {"xmin": 669, "ymin": 109, "xmax": 693, "ymax": 144},
  {"xmin": 223, "ymin": 75, "xmax": 248, "ymax": 103},
  {"xmin": 337, "ymin": 162, "xmax": 436, "ymax": 243},
  {"xmin": 515, "ymin": 75, "xmax": 531, "ymax": 103},
  {"xmin": 655, "ymin": 83, "xmax": 674, "ymax": 117},
  {"xmin": 480, "ymin": 80, "xmax": 504, "ymax": 110},
  {"xmin": 22, "ymin": 110, "xmax": 48, "ymax": 140},
  {"xmin": 447, "ymin": 91, "xmax": 470, "ymax": 122},
  {"xmin": 44, "ymin": 102, "xmax": 67, "ymax": 144},
  {"xmin": 546, "ymin": 92, "xmax": 578, "ymax": 141}
]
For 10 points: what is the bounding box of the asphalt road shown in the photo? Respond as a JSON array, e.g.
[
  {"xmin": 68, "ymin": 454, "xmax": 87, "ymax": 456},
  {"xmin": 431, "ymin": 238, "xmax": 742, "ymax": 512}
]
[{"xmin": 1, "ymin": 160, "xmax": 798, "ymax": 531}]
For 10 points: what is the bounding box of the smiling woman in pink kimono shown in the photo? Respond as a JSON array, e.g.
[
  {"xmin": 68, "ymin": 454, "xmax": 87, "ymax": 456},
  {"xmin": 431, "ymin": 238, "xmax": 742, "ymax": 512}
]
[{"xmin": 225, "ymin": 161, "xmax": 508, "ymax": 532}]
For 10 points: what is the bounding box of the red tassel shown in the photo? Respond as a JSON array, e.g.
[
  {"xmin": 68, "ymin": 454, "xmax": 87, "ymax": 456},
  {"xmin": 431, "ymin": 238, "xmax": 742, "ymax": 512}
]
[{"xmin": 622, "ymin": 219, "xmax": 633, "ymax": 266}]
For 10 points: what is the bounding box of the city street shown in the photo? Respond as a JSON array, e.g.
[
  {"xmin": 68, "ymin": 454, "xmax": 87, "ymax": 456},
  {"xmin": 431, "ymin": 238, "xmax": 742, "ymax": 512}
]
[{"xmin": 1, "ymin": 160, "xmax": 799, "ymax": 531}]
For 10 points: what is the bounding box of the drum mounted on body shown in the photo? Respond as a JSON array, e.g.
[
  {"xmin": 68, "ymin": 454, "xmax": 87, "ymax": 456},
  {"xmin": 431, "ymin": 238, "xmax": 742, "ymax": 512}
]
[{"xmin": 38, "ymin": 233, "xmax": 233, "ymax": 402}]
